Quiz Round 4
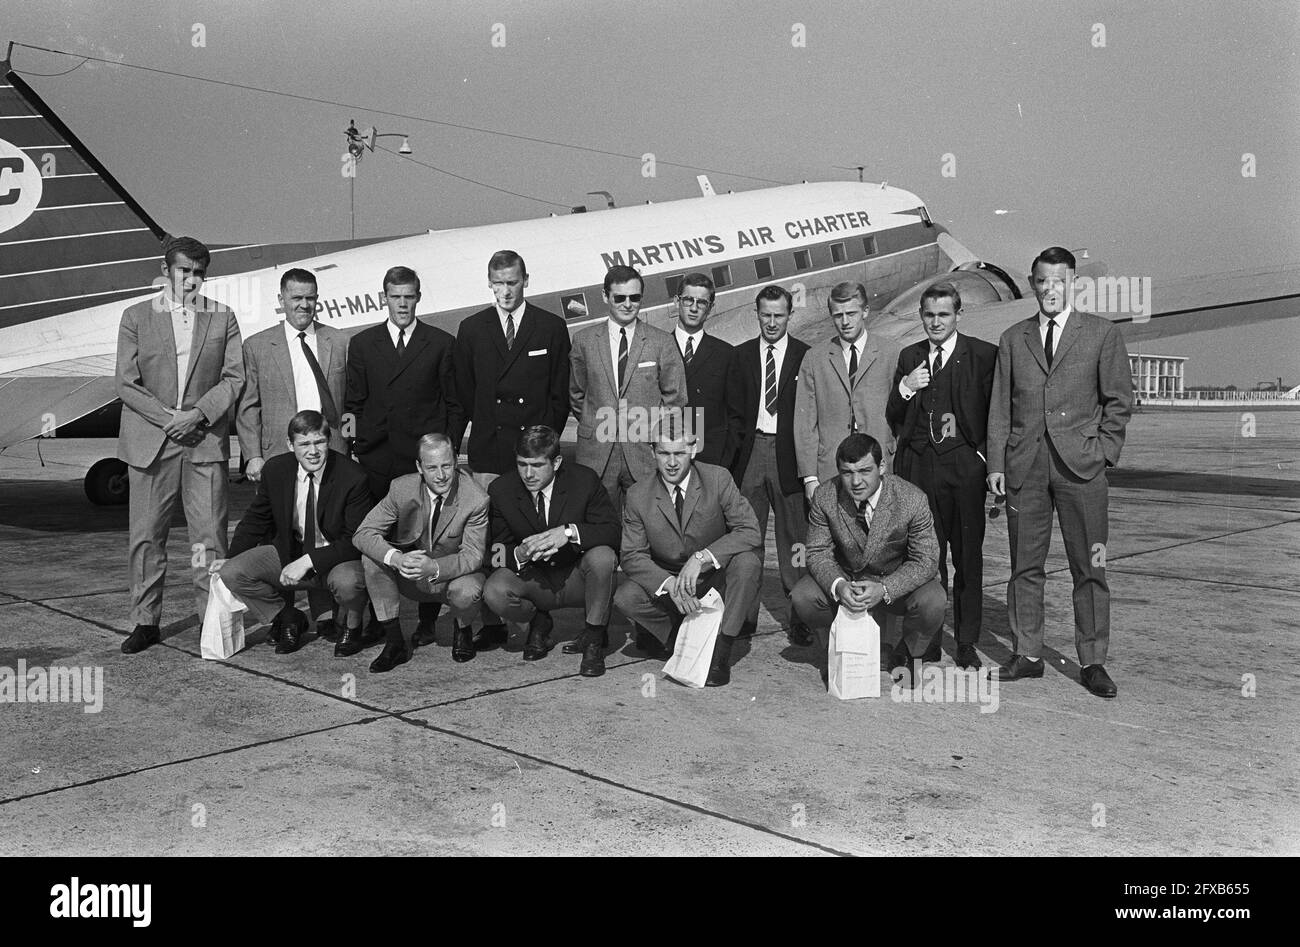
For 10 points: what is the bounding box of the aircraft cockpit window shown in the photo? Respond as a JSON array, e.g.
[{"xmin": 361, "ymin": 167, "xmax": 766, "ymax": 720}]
[
  {"xmin": 830, "ymin": 242, "xmax": 847, "ymax": 264},
  {"xmin": 794, "ymin": 249, "xmax": 812, "ymax": 271},
  {"xmin": 862, "ymin": 236, "xmax": 878, "ymax": 256},
  {"xmin": 711, "ymin": 264, "xmax": 733, "ymax": 289},
  {"xmin": 755, "ymin": 257, "xmax": 773, "ymax": 279},
  {"xmin": 665, "ymin": 275, "xmax": 685, "ymax": 298}
]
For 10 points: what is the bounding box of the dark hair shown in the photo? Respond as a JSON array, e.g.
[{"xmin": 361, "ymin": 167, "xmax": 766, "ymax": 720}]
[
  {"xmin": 287, "ymin": 409, "xmax": 330, "ymax": 441},
  {"xmin": 755, "ymin": 284, "xmax": 793, "ymax": 313},
  {"xmin": 603, "ymin": 264, "xmax": 643, "ymax": 295},
  {"xmin": 280, "ymin": 268, "xmax": 318, "ymax": 293},
  {"xmin": 515, "ymin": 425, "xmax": 560, "ymax": 462},
  {"xmin": 828, "ymin": 280, "xmax": 868, "ymax": 309},
  {"xmin": 162, "ymin": 235, "xmax": 211, "ymax": 268},
  {"xmin": 920, "ymin": 281, "xmax": 962, "ymax": 312},
  {"xmin": 1030, "ymin": 246, "xmax": 1077, "ymax": 273},
  {"xmin": 488, "ymin": 250, "xmax": 527, "ymax": 277},
  {"xmin": 678, "ymin": 271, "xmax": 715, "ymax": 304},
  {"xmin": 835, "ymin": 433, "xmax": 882, "ymax": 469},
  {"xmin": 382, "ymin": 265, "xmax": 421, "ymax": 294}
]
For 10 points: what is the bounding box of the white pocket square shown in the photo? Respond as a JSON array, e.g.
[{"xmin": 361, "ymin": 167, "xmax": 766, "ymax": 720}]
[
  {"xmin": 528, "ymin": 348, "xmax": 547, "ymax": 356},
  {"xmin": 637, "ymin": 360, "xmax": 656, "ymax": 368}
]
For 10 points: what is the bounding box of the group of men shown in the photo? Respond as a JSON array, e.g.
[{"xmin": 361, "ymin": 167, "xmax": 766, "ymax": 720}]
[{"xmin": 115, "ymin": 234, "xmax": 1131, "ymax": 696}]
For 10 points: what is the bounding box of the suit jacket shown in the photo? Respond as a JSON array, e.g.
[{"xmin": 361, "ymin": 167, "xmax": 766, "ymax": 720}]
[
  {"xmin": 620, "ymin": 461, "xmax": 761, "ymax": 596},
  {"xmin": 569, "ymin": 319, "xmax": 687, "ymax": 480},
  {"xmin": 727, "ymin": 334, "xmax": 810, "ymax": 495},
  {"xmin": 452, "ymin": 302, "xmax": 571, "ymax": 474},
  {"xmin": 805, "ymin": 475, "xmax": 938, "ymax": 599},
  {"xmin": 237, "ymin": 321, "xmax": 349, "ymax": 459},
  {"xmin": 353, "ymin": 468, "xmax": 488, "ymax": 583},
  {"xmin": 344, "ymin": 319, "xmax": 463, "ymax": 477},
  {"xmin": 885, "ymin": 332, "xmax": 997, "ymax": 478},
  {"xmin": 678, "ymin": 332, "xmax": 735, "ymax": 468},
  {"xmin": 115, "ymin": 294, "xmax": 245, "ymax": 467},
  {"xmin": 794, "ymin": 333, "xmax": 899, "ymax": 484},
  {"xmin": 987, "ymin": 311, "xmax": 1133, "ymax": 489},
  {"xmin": 489, "ymin": 461, "xmax": 620, "ymax": 574},
  {"xmin": 227, "ymin": 449, "xmax": 373, "ymax": 575}
]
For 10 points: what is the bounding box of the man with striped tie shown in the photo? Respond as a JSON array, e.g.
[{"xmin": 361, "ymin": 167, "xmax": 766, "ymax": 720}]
[{"xmin": 726, "ymin": 285, "xmax": 813, "ymax": 645}]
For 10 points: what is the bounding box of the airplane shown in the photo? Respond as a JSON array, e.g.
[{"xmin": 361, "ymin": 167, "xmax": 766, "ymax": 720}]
[{"xmin": 3, "ymin": 58, "xmax": 1298, "ymax": 505}]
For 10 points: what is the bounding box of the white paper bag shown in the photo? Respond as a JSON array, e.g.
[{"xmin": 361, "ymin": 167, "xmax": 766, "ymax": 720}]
[
  {"xmin": 200, "ymin": 575, "xmax": 248, "ymax": 660},
  {"xmin": 661, "ymin": 588, "xmax": 724, "ymax": 688},
  {"xmin": 828, "ymin": 606, "xmax": 880, "ymax": 699}
]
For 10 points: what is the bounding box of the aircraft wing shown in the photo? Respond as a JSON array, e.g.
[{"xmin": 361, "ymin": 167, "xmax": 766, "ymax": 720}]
[{"xmin": 0, "ymin": 360, "xmax": 118, "ymax": 449}]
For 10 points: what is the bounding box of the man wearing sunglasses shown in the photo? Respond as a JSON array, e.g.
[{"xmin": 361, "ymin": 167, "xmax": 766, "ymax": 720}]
[{"xmin": 569, "ymin": 265, "xmax": 687, "ymax": 515}]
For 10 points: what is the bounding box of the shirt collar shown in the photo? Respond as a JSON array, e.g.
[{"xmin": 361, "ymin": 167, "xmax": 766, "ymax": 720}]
[
  {"xmin": 528, "ymin": 478, "xmax": 555, "ymax": 503},
  {"xmin": 1040, "ymin": 306, "xmax": 1072, "ymax": 327},
  {"xmin": 764, "ymin": 334, "xmax": 788, "ymax": 356},
  {"xmin": 499, "ymin": 299, "xmax": 526, "ymax": 321},
  {"xmin": 608, "ymin": 317, "xmax": 636, "ymax": 341},
  {"xmin": 931, "ymin": 333, "xmax": 957, "ymax": 358},
  {"xmin": 662, "ymin": 470, "xmax": 690, "ymax": 496},
  {"xmin": 843, "ymin": 332, "xmax": 866, "ymax": 353},
  {"xmin": 285, "ymin": 320, "xmax": 316, "ymax": 341},
  {"xmin": 862, "ymin": 481, "xmax": 883, "ymax": 511},
  {"xmin": 389, "ymin": 320, "xmax": 414, "ymax": 345},
  {"xmin": 296, "ymin": 461, "xmax": 321, "ymax": 485},
  {"xmin": 675, "ymin": 325, "xmax": 704, "ymax": 346}
]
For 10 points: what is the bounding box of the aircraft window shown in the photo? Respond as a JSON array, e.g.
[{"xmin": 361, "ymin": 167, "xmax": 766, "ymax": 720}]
[
  {"xmin": 830, "ymin": 242, "xmax": 847, "ymax": 264},
  {"xmin": 794, "ymin": 249, "xmax": 812, "ymax": 271},
  {"xmin": 862, "ymin": 236, "xmax": 878, "ymax": 256},
  {"xmin": 711, "ymin": 265, "xmax": 732, "ymax": 289},
  {"xmin": 665, "ymin": 275, "xmax": 685, "ymax": 298},
  {"xmin": 561, "ymin": 292, "xmax": 589, "ymax": 321},
  {"xmin": 754, "ymin": 257, "xmax": 773, "ymax": 279}
]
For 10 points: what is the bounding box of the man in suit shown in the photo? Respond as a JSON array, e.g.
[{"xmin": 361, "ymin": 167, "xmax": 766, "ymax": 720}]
[
  {"xmin": 726, "ymin": 285, "xmax": 814, "ymax": 646},
  {"xmin": 613, "ymin": 424, "xmax": 763, "ymax": 687},
  {"xmin": 987, "ymin": 246, "xmax": 1133, "ymax": 698},
  {"xmin": 569, "ymin": 264, "xmax": 687, "ymax": 515},
  {"xmin": 116, "ymin": 235, "xmax": 245, "ymax": 653},
  {"xmin": 885, "ymin": 282, "xmax": 997, "ymax": 670},
  {"xmin": 794, "ymin": 281, "xmax": 898, "ymax": 500},
  {"xmin": 452, "ymin": 250, "xmax": 571, "ymax": 476},
  {"xmin": 345, "ymin": 265, "xmax": 464, "ymax": 640},
  {"xmin": 482, "ymin": 426, "xmax": 620, "ymax": 676},
  {"xmin": 672, "ymin": 273, "xmax": 734, "ymax": 468},
  {"xmin": 791, "ymin": 433, "xmax": 944, "ymax": 685},
  {"xmin": 218, "ymin": 411, "xmax": 372, "ymax": 654},
  {"xmin": 353, "ymin": 434, "xmax": 493, "ymax": 673},
  {"xmin": 237, "ymin": 268, "xmax": 349, "ymax": 481}
]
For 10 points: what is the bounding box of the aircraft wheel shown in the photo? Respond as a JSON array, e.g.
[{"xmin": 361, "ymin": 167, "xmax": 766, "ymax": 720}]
[{"xmin": 85, "ymin": 458, "xmax": 130, "ymax": 505}]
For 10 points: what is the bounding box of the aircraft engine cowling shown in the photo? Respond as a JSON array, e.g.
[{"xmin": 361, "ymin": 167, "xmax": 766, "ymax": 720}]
[{"xmin": 882, "ymin": 262, "xmax": 1024, "ymax": 316}]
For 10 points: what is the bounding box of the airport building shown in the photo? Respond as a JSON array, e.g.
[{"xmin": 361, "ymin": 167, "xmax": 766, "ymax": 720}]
[{"xmin": 1130, "ymin": 353, "xmax": 1187, "ymax": 398}]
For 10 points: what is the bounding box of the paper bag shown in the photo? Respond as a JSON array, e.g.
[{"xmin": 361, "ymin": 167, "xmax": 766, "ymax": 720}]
[
  {"xmin": 661, "ymin": 588, "xmax": 724, "ymax": 688},
  {"xmin": 200, "ymin": 574, "xmax": 248, "ymax": 660},
  {"xmin": 828, "ymin": 606, "xmax": 880, "ymax": 699}
]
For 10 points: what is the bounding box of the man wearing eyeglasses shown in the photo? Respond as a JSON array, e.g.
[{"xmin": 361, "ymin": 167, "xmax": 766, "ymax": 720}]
[
  {"xmin": 569, "ymin": 265, "xmax": 687, "ymax": 515},
  {"xmin": 673, "ymin": 273, "xmax": 735, "ymax": 469}
]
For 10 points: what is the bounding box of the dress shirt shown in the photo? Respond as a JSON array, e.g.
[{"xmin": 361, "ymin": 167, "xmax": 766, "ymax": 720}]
[
  {"xmin": 829, "ymin": 480, "xmax": 883, "ymax": 601},
  {"xmin": 283, "ymin": 320, "xmax": 322, "ymax": 413}
]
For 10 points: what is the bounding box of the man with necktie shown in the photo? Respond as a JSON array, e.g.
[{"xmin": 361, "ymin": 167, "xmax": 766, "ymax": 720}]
[{"xmin": 672, "ymin": 273, "xmax": 735, "ymax": 468}]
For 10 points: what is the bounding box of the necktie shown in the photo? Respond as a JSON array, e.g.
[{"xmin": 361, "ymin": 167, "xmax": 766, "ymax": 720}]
[
  {"xmin": 396, "ymin": 327, "xmax": 407, "ymax": 359},
  {"xmin": 505, "ymin": 310, "xmax": 515, "ymax": 350},
  {"xmin": 932, "ymin": 345, "xmax": 943, "ymax": 374},
  {"xmin": 536, "ymin": 490, "xmax": 546, "ymax": 528},
  {"xmin": 303, "ymin": 472, "xmax": 317, "ymax": 551},
  {"xmin": 617, "ymin": 327, "xmax": 628, "ymax": 391},
  {"xmin": 674, "ymin": 486, "xmax": 684, "ymax": 524},
  {"xmin": 764, "ymin": 344, "xmax": 778, "ymax": 415},
  {"xmin": 427, "ymin": 494, "xmax": 443, "ymax": 551},
  {"xmin": 298, "ymin": 331, "xmax": 339, "ymax": 428},
  {"xmin": 848, "ymin": 342, "xmax": 858, "ymax": 380},
  {"xmin": 856, "ymin": 498, "xmax": 871, "ymax": 535},
  {"xmin": 1044, "ymin": 318, "xmax": 1056, "ymax": 367},
  {"xmin": 684, "ymin": 335, "xmax": 694, "ymax": 367}
]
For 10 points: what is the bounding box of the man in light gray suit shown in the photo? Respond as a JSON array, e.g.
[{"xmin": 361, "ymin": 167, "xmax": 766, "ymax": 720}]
[
  {"xmin": 116, "ymin": 235, "xmax": 245, "ymax": 653},
  {"xmin": 987, "ymin": 246, "xmax": 1133, "ymax": 698},
  {"xmin": 794, "ymin": 281, "xmax": 898, "ymax": 502},
  {"xmin": 237, "ymin": 268, "xmax": 349, "ymax": 480},
  {"xmin": 569, "ymin": 264, "xmax": 687, "ymax": 514}
]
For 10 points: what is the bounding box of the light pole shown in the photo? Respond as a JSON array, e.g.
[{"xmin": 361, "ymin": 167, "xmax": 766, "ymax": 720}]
[{"xmin": 344, "ymin": 119, "xmax": 413, "ymax": 239}]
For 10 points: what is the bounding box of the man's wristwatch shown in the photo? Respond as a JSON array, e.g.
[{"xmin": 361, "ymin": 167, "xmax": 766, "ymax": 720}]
[
  {"xmin": 881, "ymin": 581, "xmax": 893, "ymax": 605},
  {"xmin": 564, "ymin": 525, "xmax": 575, "ymax": 542},
  {"xmin": 694, "ymin": 551, "xmax": 706, "ymax": 562}
]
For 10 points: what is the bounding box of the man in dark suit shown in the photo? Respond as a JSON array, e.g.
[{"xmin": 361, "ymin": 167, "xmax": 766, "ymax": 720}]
[
  {"xmin": 727, "ymin": 285, "xmax": 813, "ymax": 646},
  {"xmin": 116, "ymin": 235, "xmax": 245, "ymax": 653},
  {"xmin": 219, "ymin": 411, "xmax": 373, "ymax": 654},
  {"xmin": 987, "ymin": 246, "xmax": 1133, "ymax": 698},
  {"xmin": 791, "ymin": 433, "xmax": 944, "ymax": 686},
  {"xmin": 672, "ymin": 272, "xmax": 734, "ymax": 468},
  {"xmin": 353, "ymin": 434, "xmax": 493, "ymax": 673},
  {"xmin": 886, "ymin": 282, "xmax": 997, "ymax": 670},
  {"xmin": 345, "ymin": 265, "xmax": 464, "ymax": 639},
  {"xmin": 613, "ymin": 423, "xmax": 763, "ymax": 687},
  {"xmin": 452, "ymin": 251, "xmax": 571, "ymax": 476},
  {"xmin": 482, "ymin": 426, "xmax": 620, "ymax": 676}
]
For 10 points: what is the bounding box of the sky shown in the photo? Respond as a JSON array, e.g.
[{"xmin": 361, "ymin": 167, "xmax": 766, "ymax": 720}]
[{"xmin": 3, "ymin": 0, "xmax": 1298, "ymax": 384}]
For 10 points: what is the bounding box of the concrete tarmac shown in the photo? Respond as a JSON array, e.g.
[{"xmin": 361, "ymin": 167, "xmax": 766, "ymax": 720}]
[{"xmin": 0, "ymin": 409, "xmax": 1296, "ymax": 856}]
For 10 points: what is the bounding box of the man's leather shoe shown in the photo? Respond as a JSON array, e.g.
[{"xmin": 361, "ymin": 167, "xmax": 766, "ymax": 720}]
[
  {"xmin": 921, "ymin": 639, "xmax": 943, "ymax": 663},
  {"xmin": 522, "ymin": 611, "xmax": 554, "ymax": 661},
  {"xmin": 999, "ymin": 654, "xmax": 1044, "ymax": 681},
  {"xmin": 314, "ymin": 618, "xmax": 339, "ymax": 642},
  {"xmin": 955, "ymin": 643, "xmax": 982, "ymax": 670},
  {"xmin": 451, "ymin": 623, "xmax": 476, "ymax": 663},
  {"xmin": 633, "ymin": 625, "xmax": 669, "ymax": 659},
  {"xmin": 274, "ymin": 607, "xmax": 308, "ymax": 654},
  {"xmin": 473, "ymin": 623, "xmax": 508, "ymax": 651},
  {"xmin": 413, "ymin": 602, "xmax": 441, "ymax": 646},
  {"xmin": 369, "ymin": 641, "xmax": 411, "ymax": 673},
  {"xmin": 267, "ymin": 616, "xmax": 284, "ymax": 644},
  {"xmin": 580, "ymin": 635, "xmax": 606, "ymax": 678},
  {"xmin": 560, "ymin": 629, "xmax": 588, "ymax": 654},
  {"xmin": 787, "ymin": 620, "xmax": 814, "ymax": 647},
  {"xmin": 334, "ymin": 625, "xmax": 367, "ymax": 657},
  {"xmin": 121, "ymin": 624, "xmax": 160, "ymax": 654},
  {"xmin": 1081, "ymin": 664, "xmax": 1117, "ymax": 698},
  {"xmin": 705, "ymin": 634, "xmax": 734, "ymax": 687}
]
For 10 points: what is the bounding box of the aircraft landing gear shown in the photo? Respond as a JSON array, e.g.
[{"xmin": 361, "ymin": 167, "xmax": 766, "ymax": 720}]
[{"xmin": 85, "ymin": 458, "xmax": 129, "ymax": 505}]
